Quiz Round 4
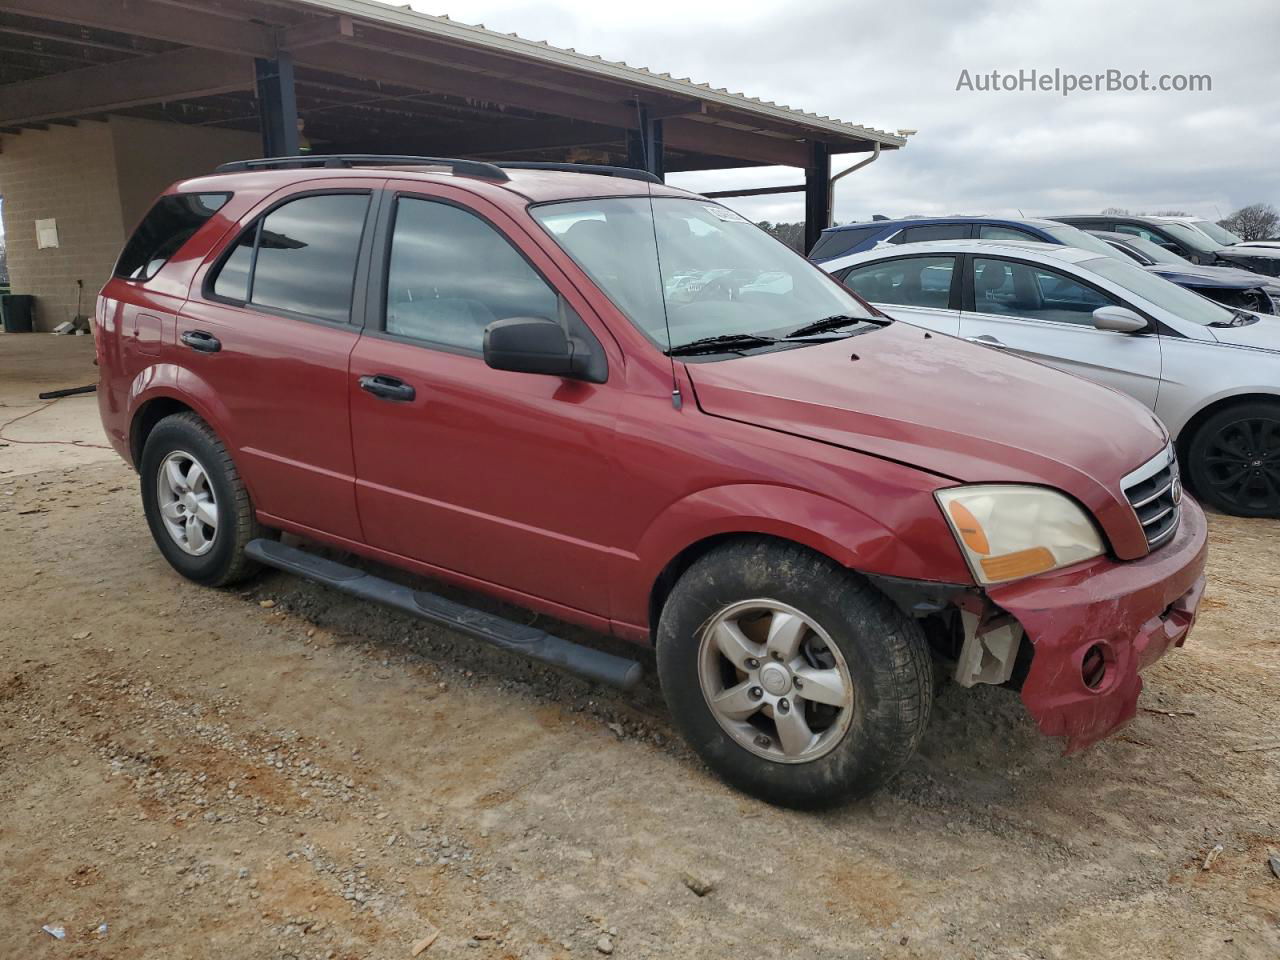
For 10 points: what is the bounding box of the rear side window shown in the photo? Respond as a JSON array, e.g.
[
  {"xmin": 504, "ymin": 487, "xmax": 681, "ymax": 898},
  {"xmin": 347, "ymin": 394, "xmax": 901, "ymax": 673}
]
[
  {"xmin": 978, "ymin": 225, "xmax": 1038, "ymax": 241},
  {"xmin": 892, "ymin": 223, "xmax": 972, "ymax": 244},
  {"xmin": 842, "ymin": 256, "xmax": 956, "ymax": 308},
  {"xmin": 114, "ymin": 192, "xmax": 230, "ymax": 281},
  {"xmin": 808, "ymin": 226, "xmax": 877, "ymax": 261},
  {"xmin": 208, "ymin": 193, "xmax": 370, "ymax": 323}
]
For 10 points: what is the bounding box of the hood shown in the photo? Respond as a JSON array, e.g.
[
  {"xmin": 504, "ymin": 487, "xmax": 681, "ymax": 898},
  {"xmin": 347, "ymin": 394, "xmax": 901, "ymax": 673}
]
[
  {"xmin": 684, "ymin": 324, "xmax": 1165, "ymax": 560},
  {"xmin": 1208, "ymin": 314, "xmax": 1280, "ymax": 351},
  {"xmin": 1147, "ymin": 264, "xmax": 1279, "ymax": 291}
]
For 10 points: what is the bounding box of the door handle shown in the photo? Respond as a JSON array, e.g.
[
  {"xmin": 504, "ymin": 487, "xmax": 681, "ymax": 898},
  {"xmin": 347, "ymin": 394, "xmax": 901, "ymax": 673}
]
[
  {"xmin": 180, "ymin": 330, "xmax": 221, "ymax": 353},
  {"xmin": 358, "ymin": 374, "xmax": 416, "ymax": 402},
  {"xmin": 965, "ymin": 335, "xmax": 1007, "ymax": 349}
]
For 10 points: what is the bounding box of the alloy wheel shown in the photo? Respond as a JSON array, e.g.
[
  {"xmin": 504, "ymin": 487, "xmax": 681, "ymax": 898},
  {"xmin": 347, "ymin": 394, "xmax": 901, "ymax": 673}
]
[
  {"xmin": 1203, "ymin": 416, "xmax": 1280, "ymax": 513},
  {"xmin": 155, "ymin": 450, "xmax": 219, "ymax": 556},
  {"xmin": 697, "ymin": 599, "xmax": 855, "ymax": 764}
]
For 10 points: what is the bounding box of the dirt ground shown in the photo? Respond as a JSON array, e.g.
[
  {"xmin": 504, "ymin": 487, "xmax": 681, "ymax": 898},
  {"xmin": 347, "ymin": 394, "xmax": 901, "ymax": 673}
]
[{"xmin": 2, "ymin": 335, "xmax": 1278, "ymax": 960}]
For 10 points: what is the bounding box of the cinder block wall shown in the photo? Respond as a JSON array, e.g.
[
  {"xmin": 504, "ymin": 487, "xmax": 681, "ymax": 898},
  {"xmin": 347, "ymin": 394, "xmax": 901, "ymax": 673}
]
[
  {"xmin": 0, "ymin": 122, "xmax": 126, "ymax": 331},
  {"xmin": 0, "ymin": 117, "xmax": 260, "ymax": 331}
]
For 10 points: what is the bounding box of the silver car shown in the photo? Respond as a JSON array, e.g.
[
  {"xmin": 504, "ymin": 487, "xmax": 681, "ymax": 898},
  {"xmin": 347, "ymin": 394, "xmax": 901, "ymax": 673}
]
[{"xmin": 820, "ymin": 239, "xmax": 1280, "ymax": 517}]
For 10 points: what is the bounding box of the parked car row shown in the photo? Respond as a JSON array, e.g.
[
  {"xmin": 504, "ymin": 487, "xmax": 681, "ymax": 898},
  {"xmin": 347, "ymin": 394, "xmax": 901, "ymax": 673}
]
[
  {"xmin": 814, "ymin": 216, "xmax": 1280, "ymax": 519},
  {"xmin": 98, "ymin": 159, "xmax": 1209, "ymax": 807}
]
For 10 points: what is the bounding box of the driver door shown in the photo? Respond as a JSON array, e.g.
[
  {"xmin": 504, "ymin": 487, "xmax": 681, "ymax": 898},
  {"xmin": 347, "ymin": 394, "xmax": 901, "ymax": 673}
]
[
  {"xmin": 959, "ymin": 255, "xmax": 1163, "ymax": 408},
  {"xmin": 347, "ymin": 184, "xmax": 623, "ymax": 617}
]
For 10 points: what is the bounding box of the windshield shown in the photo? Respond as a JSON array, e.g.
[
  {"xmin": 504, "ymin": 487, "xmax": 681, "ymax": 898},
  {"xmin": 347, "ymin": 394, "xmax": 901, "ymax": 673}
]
[
  {"xmin": 1191, "ymin": 218, "xmax": 1244, "ymax": 246},
  {"xmin": 1041, "ymin": 224, "xmax": 1126, "ymax": 259},
  {"xmin": 531, "ymin": 196, "xmax": 876, "ymax": 350},
  {"xmin": 1119, "ymin": 234, "xmax": 1192, "ymax": 266},
  {"xmin": 1162, "ymin": 221, "xmax": 1222, "ymax": 254},
  {"xmin": 1081, "ymin": 256, "xmax": 1236, "ymax": 326}
]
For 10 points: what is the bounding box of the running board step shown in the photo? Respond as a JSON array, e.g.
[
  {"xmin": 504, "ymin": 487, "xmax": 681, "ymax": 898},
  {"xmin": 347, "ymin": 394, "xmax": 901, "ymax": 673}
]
[{"xmin": 245, "ymin": 539, "xmax": 643, "ymax": 690}]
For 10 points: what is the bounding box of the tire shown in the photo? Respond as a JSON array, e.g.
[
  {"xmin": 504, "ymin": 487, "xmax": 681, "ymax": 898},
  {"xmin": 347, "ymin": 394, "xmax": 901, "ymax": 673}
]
[
  {"xmin": 656, "ymin": 538, "xmax": 933, "ymax": 808},
  {"xmin": 139, "ymin": 412, "xmax": 262, "ymax": 586},
  {"xmin": 1186, "ymin": 399, "xmax": 1280, "ymax": 517}
]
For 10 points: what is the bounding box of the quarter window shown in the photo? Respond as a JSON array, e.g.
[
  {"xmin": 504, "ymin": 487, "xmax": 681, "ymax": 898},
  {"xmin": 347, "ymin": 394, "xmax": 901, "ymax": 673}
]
[
  {"xmin": 972, "ymin": 258, "xmax": 1116, "ymax": 326},
  {"xmin": 385, "ymin": 197, "xmax": 563, "ymax": 352},
  {"xmin": 978, "ymin": 225, "xmax": 1037, "ymax": 241},
  {"xmin": 208, "ymin": 193, "xmax": 370, "ymax": 323},
  {"xmin": 893, "ymin": 223, "xmax": 972, "ymax": 244},
  {"xmin": 842, "ymin": 256, "xmax": 955, "ymax": 309},
  {"xmin": 115, "ymin": 192, "xmax": 230, "ymax": 281}
]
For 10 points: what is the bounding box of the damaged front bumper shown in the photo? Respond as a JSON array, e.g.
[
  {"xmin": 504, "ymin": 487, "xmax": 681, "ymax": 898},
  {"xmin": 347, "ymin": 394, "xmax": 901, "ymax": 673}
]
[{"xmin": 987, "ymin": 496, "xmax": 1208, "ymax": 753}]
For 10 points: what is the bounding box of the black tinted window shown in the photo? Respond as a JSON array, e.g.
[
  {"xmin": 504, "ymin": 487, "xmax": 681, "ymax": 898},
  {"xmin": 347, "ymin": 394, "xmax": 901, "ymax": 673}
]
[
  {"xmin": 844, "ymin": 256, "xmax": 955, "ymax": 308},
  {"xmin": 808, "ymin": 227, "xmax": 876, "ymax": 260},
  {"xmin": 249, "ymin": 194, "xmax": 369, "ymax": 322},
  {"xmin": 385, "ymin": 198, "xmax": 561, "ymax": 351},
  {"xmin": 115, "ymin": 192, "xmax": 230, "ymax": 280},
  {"xmin": 896, "ymin": 223, "xmax": 971, "ymax": 243},
  {"xmin": 212, "ymin": 227, "xmax": 255, "ymax": 302}
]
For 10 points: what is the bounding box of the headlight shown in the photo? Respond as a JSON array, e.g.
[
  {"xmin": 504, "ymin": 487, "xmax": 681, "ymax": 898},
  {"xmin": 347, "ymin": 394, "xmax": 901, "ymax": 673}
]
[{"xmin": 935, "ymin": 485, "xmax": 1105, "ymax": 585}]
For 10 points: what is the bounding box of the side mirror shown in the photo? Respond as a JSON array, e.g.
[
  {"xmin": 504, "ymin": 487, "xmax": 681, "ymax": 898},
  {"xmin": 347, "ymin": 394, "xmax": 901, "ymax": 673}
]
[
  {"xmin": 483, "ymin": 316, "xmax": 591, "ymax": 379},
  {"xmin": 1092, "ymin": 305, "xmax": 1148, "ymax": 333}
]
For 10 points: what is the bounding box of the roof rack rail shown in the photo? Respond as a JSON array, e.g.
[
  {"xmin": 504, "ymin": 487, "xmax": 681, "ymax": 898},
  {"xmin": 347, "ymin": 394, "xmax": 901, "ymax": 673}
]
[
  {"xmin": 494, "ymin": 161, "xmax": 661, "ymax": 184},
  {"xmin": 213, "ymin": 154, "xmax": 510, "ymax": 182}
]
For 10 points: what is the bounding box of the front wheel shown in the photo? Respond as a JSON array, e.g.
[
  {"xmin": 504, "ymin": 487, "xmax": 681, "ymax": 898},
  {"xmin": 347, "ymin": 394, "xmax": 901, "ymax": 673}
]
[
  {"xmin": 1186, "ymin": 400, "xmax": 1280, "ymax": 517},
  {"xmin": 656, "ymin": 539, "xmax": 933, "ymax": 808}
]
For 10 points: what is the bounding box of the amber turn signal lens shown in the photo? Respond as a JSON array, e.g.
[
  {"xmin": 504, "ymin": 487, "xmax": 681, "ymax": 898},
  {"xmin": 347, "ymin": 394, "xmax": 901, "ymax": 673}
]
[
  {"xmin": 978, "ymin": 547, "xmax": 1056, "ymax": 581},
  {"xmin": 947, "ymin": 501, "xmax": 991, "ymax": 555}
]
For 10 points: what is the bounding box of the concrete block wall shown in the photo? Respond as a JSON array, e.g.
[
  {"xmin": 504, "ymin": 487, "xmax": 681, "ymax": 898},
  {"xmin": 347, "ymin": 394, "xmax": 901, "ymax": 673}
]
[
  {"xmin": 0, "ymin": 116, "xmax": 261, "ymax": 331},
  {"xmin": 0, "ymin": 122, "xmax": 126, "ymax": 331}
]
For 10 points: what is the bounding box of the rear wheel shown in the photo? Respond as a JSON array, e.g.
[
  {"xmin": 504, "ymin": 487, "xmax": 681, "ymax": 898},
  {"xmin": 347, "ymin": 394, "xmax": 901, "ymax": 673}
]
[
  {"xmin": 139, "ymin": 412, "xmax": 262, "ymax": 585},
  {"xmin": 1186, "ymin": 400, "xmax": 1280, "ymax": 517},
  {"xmin": 656, "ymin": 539, "xmax": 933, "ymax": 808}
]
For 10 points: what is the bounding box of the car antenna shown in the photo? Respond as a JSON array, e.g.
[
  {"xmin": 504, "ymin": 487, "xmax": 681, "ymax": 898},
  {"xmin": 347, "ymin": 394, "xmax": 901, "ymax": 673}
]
[{"xmin": 635, "ymin": 95, "xmax": 682, "ymax": 410}]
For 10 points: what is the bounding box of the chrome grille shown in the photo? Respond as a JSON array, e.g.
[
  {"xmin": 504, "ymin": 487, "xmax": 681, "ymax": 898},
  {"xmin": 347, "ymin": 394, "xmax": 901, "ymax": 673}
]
[{"xmin": 1121, "ymin": 446, "xmax": 1182, "ymax": 551}]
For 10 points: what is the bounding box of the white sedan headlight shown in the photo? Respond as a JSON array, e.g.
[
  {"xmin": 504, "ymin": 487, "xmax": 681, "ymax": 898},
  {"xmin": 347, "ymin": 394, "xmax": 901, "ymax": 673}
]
[{"xmin": 935, "ymin": 485, "xmax": 1105, "ymax": 585}]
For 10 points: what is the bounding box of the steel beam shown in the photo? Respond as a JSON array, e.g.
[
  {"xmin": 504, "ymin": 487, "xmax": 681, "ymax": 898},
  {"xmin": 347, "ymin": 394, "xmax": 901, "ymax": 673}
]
[
  {"xmin": 0, "ymin": 46, "xmax": 256, "ymax": 125},
  {"xmin": 0, "ymin": 0, "xmax": 275, "ymax": 57},
  {"xmin": 803, "ymin": 141, "xmax": 832, "ymax": 253},
  {"xmin": 255, "ymin": 53, "xmax": 300, "ymax": 157}
]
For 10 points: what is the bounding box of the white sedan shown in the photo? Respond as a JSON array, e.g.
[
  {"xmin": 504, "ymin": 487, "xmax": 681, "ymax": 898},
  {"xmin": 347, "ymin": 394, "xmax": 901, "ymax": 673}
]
[{"xmin": 819, "ymin": 239, "xmax": 1280, "ymax": 517}]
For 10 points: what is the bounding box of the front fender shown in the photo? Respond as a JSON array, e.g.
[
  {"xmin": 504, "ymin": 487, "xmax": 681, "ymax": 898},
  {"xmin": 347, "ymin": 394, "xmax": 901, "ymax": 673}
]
[{"xmin": 614, "ymin": 481, "xmax": 972, "ymax": 630}]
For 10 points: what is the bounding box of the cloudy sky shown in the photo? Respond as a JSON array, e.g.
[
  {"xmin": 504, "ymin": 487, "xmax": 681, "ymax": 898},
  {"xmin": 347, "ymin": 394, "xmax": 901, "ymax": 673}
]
[{"xmin": 410, "ymin": 0, "xmax": 1280, "ymax": 225}]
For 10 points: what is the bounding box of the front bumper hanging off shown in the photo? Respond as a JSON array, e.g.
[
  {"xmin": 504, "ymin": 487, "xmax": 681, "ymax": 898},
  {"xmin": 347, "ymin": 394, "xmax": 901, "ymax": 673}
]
[{"xmin": 987, "ymin": 496, "xmax": 1209, "ymax": 753}]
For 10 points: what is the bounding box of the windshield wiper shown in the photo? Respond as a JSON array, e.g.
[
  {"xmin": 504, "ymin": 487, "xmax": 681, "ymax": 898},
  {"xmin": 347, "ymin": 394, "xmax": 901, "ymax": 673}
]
[
  {"xmin": 665, "ymin": 333, "xmax": 782, "ymax": 356},
  {"xmin": 1209, "ymin": 309, "xmax": 1260, "ymax": 328},
  {"xmin": 785, "ymin": 313, "xmax": 889, "ymax": 339}
]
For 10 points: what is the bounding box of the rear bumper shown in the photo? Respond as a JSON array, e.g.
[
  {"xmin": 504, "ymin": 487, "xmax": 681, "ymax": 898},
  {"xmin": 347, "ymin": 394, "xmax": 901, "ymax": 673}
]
[{"xmin": 988, "ymin": 496, "xmax": 1208, "ymax": 752}]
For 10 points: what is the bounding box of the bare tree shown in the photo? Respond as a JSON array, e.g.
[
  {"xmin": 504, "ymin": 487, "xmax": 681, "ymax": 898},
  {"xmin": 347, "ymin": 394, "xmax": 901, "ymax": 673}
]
[
  {"xmin": 0, "ymin": 232, "xmax": 8, "ymax": 285},
  {"xmin": 1220, "ymin": 203, "xmax": 1280, "ymax": 242},
  {"xmin": 1101, "ymin": 207, "xmax": 1131, "ymax": 215}
]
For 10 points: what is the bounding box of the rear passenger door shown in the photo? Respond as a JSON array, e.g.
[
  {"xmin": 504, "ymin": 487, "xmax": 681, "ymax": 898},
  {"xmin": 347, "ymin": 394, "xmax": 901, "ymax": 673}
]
[
  {"xmin": 347, "ymin": 183, "xmax": 621, "ymax": 617},
  {"xmin": 835, "ymin": 254, "xmax": 961, "ymax": 335},
  {"xmin": 958, "ymin": 255, "xmax": 1162, "ymax": 407},
  {"xmin": 181, "ymin": 184, "xmax": 378, "ymax": 541}
]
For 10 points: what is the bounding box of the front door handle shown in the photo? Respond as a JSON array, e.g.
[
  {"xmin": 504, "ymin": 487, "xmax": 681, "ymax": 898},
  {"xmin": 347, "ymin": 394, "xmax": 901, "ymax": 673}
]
[
  {"xmin": 180, "ymin": 330, "xmax": 221, "ymax": 353},
  {"xmin": 358, "ymin": 374, "xmax": 416, "ymax": 402},
  {"xmin": 965, "ymin": 335, "xmax": 1007, "ymax": 349}
]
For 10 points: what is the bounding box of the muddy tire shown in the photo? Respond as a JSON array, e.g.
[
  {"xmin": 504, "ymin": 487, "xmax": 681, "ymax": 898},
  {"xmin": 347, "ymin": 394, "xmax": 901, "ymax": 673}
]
[
  {"xmin": 656, "ymin": 538, "xmax": 933, "ymax": 808},
  {"xmin": 1185, "ymin": 399, "xmax": 1280, "ymax": 517},
  {"xmin": 139, "ymin": 412, "xmax": 262, "ymax": 587}
]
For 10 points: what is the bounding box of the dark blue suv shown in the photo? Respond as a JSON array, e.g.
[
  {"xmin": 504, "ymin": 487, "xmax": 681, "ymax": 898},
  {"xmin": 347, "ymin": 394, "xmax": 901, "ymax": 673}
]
[{"xmin": 808, "ymin": 216, "xmax": 1119, "ymax": 263}]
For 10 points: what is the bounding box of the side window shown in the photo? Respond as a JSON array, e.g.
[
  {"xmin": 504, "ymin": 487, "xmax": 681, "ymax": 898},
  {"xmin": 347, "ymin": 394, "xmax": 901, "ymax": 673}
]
[
  {"xmin": 973, "ymin": 258, "xmax": 1116, "ymax": 325},
  {"xmin": 809, "ymin": 227, "xmax": 874, "ymax": 260},
  {"xmin": 208, "ymin": 193, "xmax": 370, "ymax": 323},
  {"xmin": 843, "ymin": 256, "xmax": 955, "ymax": 308},
  {"xmin": 384, "ymin": 197, "xmax": 562, "ymax": 352},
  {"xmin": 978, "ymin": 225, "xmax": 1038, "ymax": 241},
  {"xmin": 896, "ymin": 223, "xmax": 971, "ymax": 244}
]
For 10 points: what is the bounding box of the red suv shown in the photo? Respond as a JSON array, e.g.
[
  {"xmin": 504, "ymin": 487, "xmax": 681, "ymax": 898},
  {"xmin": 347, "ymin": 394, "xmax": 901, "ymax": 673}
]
[{"xmin": 97, "ymin": 156, "xmax": 1208, "ymax": 806}]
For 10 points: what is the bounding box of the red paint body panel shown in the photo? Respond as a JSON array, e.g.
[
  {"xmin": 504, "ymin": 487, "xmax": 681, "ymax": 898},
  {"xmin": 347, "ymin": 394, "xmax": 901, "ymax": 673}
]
[
  {"xmin": 993, "ymin": 496, "xmax": 1208, "ymax": 751},
  {"xmin": 96, "ymin": 165, "xmax": 1209, "ymax": 757}
]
